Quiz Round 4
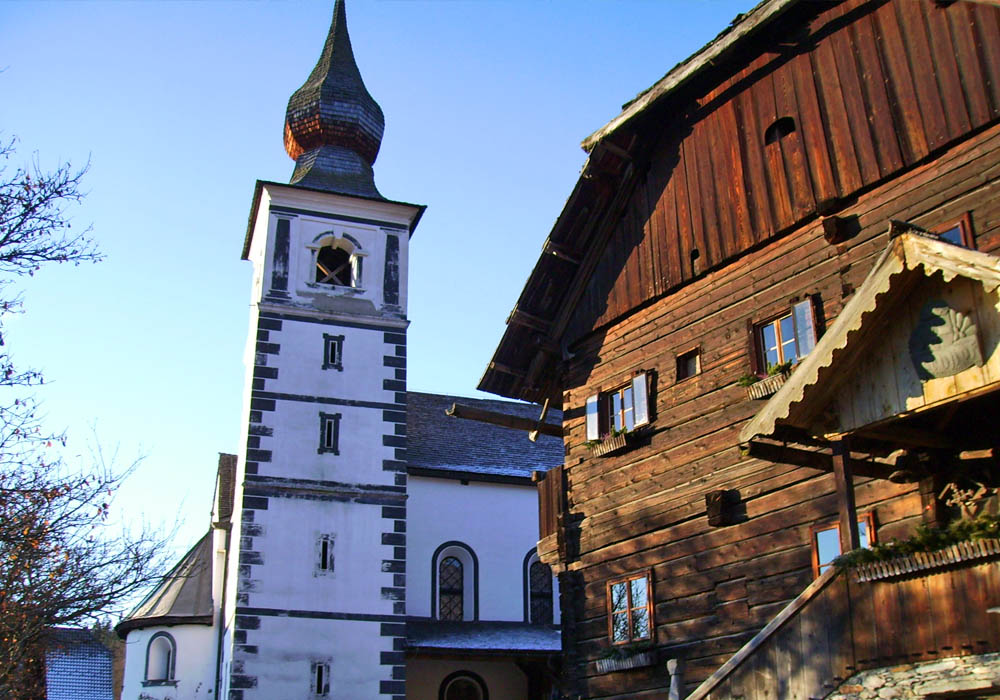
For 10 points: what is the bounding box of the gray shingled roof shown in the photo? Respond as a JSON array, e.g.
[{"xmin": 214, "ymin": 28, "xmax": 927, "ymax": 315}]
[
  {"xmin": 406, "ymin": 620, "xmax": 560, "ymax": 655},
  {"xmin": 115, "ymin": 533, "xmax": 214, "ymax": 636},
  {"xmin": 406, "ymin": 392, "xmax": 563, "ymax": 479}
]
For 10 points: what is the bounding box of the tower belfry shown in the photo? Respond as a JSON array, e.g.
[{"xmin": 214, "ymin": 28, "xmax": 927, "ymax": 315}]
[{"xmin": 221, "ymin": 1, "xmax": 424, "ymax": 696}]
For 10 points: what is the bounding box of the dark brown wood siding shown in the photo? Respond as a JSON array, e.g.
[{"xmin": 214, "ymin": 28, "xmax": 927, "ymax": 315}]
[
  {"xmin": 557, "ymin": 120, "xmax": 1000, "ymax": 698},
  {"xmin": 567, "ymin": 0, "xmax": 1000, "ymax": 341}
]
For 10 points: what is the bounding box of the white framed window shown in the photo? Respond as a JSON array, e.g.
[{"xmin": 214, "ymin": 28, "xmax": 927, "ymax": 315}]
[
  {"xmin": 585, "ymin": 372, "xmax": 651, "ymax": 441},
  {"xmin": 143, "ymin": 632, "xmax": 177, "ymax": 686},
  {"xmin": 432, "ymin": 542, "xmax": 478, "ymax": 621},
  {"xmin": 754, "ymin": 298, "xmax": 817, "ymax": 372}
]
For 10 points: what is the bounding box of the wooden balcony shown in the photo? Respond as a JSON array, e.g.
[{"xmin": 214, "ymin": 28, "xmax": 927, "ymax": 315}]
[{"xmin": 689, "ymin": 544, "xmax": 1000, "ymax": 700}]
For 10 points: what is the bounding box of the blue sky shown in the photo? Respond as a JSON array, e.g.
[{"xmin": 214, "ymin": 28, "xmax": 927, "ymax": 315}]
[{"xmin": 0, "ymin": 0, "xmax": 755, "ymax": 582}]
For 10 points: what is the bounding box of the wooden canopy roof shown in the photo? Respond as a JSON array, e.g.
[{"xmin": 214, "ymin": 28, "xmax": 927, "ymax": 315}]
[{"xmin": 740, "ymin": 226, "xmax": 1000, "ymax": 449}]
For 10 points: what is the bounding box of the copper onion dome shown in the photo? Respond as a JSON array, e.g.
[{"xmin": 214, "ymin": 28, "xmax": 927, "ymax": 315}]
[{"xmin": 284, "ymin": 0, "xmax": 385, "ymax": 198}]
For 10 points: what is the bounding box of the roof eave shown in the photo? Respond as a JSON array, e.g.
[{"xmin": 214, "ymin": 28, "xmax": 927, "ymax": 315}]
[{"xmin": 580, "ymin": 0, "xmax": 799, "ymax": 153}]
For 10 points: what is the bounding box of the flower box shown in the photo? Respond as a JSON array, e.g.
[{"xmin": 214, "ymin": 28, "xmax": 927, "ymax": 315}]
[
  {"xmin": 745, "ymin": 371, "xmax": 790, "ymax": 400},
  {"xmin": 588, "ymin": 432, "xmax": 628, "ymax": 457},
  {"xmin": 595, "ymin": 650, "xmax": 655, "ymax": 674}
]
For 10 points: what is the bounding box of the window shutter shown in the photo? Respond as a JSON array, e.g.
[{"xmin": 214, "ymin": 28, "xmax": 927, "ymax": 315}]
[
  {"xmin": 747, "ymin": 318, "xmax": 762, "ymax": 375},
  {"xmin": 586, "ymin": 394, "xmax": 599, "ymax": 440},
  {"xmin": 632, "ymin": 373, "xmax": 649, "ymax": 428},
  {"xmin": 792, "ymin": 298, "xmax": 817, "ymax": 358}
]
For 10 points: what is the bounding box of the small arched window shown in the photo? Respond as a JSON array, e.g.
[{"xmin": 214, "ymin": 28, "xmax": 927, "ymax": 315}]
[
  {"xmin": 144, "ymin": 631, "xmax": 176, "ymax": 685},
  {"xmin": 432, "ymin": 541, "xmax": 478, "ymax": 621},
  {"xmin": 311, "ymin": 233, "xmax": 364, "ymax": 289},
  {"xmin": 439, "ymin": 670, "xmax": 489, "ymax": 700},
  {"xmin": 524, "ymin": 549, "xmax": 555, "ymax": 624}
]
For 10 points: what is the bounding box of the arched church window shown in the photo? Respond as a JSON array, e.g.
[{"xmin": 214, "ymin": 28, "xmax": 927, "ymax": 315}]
[
  {"xmin": 529, "ymin": 559, "xmax": 554, "ymax": 624},
  {"xmin": 144, "ymin": 631, "xmax": 176, "ymax": 684},
  {"xmin": 432, "ymin": 541, "xmax": 478, "ymax": 621},
  {"xmin": 439, "ymin": 556, "xmax": 464, "ymax": 621},
  {"xmin": 439, "ymin": 671, "xmax": 488, "ymax": 700}
]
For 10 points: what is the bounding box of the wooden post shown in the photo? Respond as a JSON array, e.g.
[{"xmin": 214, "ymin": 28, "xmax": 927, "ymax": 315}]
[{"xmin": 832, "ymin": 439, "xmax": 860, "ymax": 552}]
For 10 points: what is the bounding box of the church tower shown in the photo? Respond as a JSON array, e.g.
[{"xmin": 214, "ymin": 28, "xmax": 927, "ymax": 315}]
[{"xmin": 221, "ymin": 2, "xmax": 424, "ymax": 697}]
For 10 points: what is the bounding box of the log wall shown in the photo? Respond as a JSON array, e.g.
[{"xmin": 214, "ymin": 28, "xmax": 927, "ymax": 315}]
[
  {"xmin": 568, "ymin": 0, "xmax": 1000, "ymax": 341},
  {"xmin": 555, "ymin": 120, "xmax": 1000, "ymax": 699}
]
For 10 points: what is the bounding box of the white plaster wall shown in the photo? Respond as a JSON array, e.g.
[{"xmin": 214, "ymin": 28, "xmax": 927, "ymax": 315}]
[
  {"xmin": 407, "ymin": 476, "xmax": 556, "ymax": 622},
  {"xmin": 258, "ymin": 400, "xmax": 397, "ymax": 485},
  {"xmin": 239, "ymin": 496, "xmax": 396, "ymax": 615},
  {"xmin": 120, "ymin": 625, "xmax": 217, "ymax": 700},
  {"xmin": 261, "ymin": 321, "xmax": 392, "ymax": 399},
  {"xmin": 235, "ymin": 617, "xmax": 392, "ymax": 700},
  {"xmin": 406, "ymin": 658, "xmax": 528, "ymax": 700}
]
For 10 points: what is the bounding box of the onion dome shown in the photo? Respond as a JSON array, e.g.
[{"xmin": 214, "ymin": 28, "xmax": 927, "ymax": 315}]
[{"xmin": 284, "ymin": 0, "xmax": 385, "ymax": 198}]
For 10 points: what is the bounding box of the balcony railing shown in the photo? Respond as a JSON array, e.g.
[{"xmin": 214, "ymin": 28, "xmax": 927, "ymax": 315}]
[{"xmin": 688, "ymin": 542, "xmax": 1000, "ymax": 700}]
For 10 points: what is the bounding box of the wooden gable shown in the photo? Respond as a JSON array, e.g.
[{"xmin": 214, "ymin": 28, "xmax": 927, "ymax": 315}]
[{"xmin": 741, "ymin": 228, "xmax": 1000, "ymax": 444}]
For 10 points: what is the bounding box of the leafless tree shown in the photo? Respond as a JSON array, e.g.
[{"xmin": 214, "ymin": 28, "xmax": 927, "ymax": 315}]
[{"xmin": 0, "ymin": 138, "xmax": 166, "ymax": 698}]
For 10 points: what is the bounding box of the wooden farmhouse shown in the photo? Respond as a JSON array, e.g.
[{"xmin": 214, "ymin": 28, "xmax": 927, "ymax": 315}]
[{"xmin": 480, "ymin": 0, "xmax": 1000, "ymax": 698}]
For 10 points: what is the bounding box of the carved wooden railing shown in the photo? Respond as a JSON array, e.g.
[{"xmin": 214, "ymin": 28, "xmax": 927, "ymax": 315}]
[{"xmin": 687, "ymin": 545, "xmax": 1000, "ymax": 700}]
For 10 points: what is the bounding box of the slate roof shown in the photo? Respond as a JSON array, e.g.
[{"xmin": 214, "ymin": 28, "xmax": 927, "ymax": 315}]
[
  {"xmin": 115, "ymin": 533, "xmax": 214, "ymax": 636},
  {"xmin": 406, "ymin": 620, "xmax": 561, "ymax": 656},
  {"xmin": 406, "ymin": 392, "xmax": 563, "ymax": 480},
  {"xmin": 45, "ymin": 628, "xmax": 113, "ymax": 700}
]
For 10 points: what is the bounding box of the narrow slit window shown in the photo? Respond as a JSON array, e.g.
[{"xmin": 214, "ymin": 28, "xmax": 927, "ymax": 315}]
[
  {"xmin": 323, "ymin": 334, "xmax": 344, "ymax": 371},
  {"xmin": 529, "ymin": 559, "xmax": 554, "ymax": 624},
  {"xmin": 317, "ymin": 534, "xmax": 335, "ymax": 574},
  {"xmin": 318, "ymin": 412, "xmax": 341, "ymax": 455},
  {"xmin": 311, "ymin": 661, "xmax": 330, "ymax": 696}
]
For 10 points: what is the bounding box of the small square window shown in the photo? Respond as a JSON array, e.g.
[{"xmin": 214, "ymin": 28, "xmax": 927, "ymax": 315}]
[
  {"xmin": 607, "ymin": 571, "xmax": 653, "ymax": 644},
  {"xmin": 753, "ymin": 298, "xmax": 817, "ymax": 374},
  {"xmin": 316, "ymin": 534, "xmax": 335, "ymax": 575},
  {"xmin": 811, "ymin": 512, "xmax": 875, "ymax": 577},
  {"xmin": 934, "ymin": 213, "xmax": 974, "ymax": 249},
  {"xmin": 318, "ymin": 412, "xmax": 341, "ymax": 455},
  {"xmin": 676, "ymin": 348, "xmax": 700, "ymax": 381},
  {"xmin": 585, "ymin": 373, "xmax": 651, "ymax": 442},
  {"xmin": 323, "ymin": 334, "xmax": 344, "ymax": 371},
  {"xmin": 311, "ymin": 660, "xmax": 330, "ymax": 697}
]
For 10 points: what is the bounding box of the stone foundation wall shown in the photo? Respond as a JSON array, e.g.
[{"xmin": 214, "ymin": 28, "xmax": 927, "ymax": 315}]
[{"xmin": 827, "ymin": 653, "xmax": 1000, "ymax": 699}]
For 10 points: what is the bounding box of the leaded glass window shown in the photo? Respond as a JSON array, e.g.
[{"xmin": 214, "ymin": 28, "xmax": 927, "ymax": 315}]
[
  {"xmin": 439, "ymin": 556, "xmax": 464, "ymax": 621},
  {"xmin": 529, "ymin": 560, "xmax": 553, "ymax": 624}
]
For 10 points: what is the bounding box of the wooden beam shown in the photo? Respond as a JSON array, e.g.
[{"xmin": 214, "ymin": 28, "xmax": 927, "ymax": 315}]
[
  {"xmin": 446, "ymin": 403, "xmax": 563, "ymax": 438},
  {"xmin": 742, "ymin": 439, "xmax": 895, "ymax": 480},
  {"xmin": 832, "ymin": 439, "xmax": 861, "ymax": 552},
  {"xmin": 507, "ymin": 308, "xmax": 552, "ymax": 333},
  {"xmin": 488, "ymin": 362, "xmax": 526, "ymax": 379},
  {"xmin": 543, "ymin": 241, "xmax": 581, "ymax": 265}
]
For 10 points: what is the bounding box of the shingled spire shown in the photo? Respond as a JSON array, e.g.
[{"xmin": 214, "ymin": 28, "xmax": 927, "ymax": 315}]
[{"xmin": 284, "ymin": 0, "xmax": 385, "ymax": 198}]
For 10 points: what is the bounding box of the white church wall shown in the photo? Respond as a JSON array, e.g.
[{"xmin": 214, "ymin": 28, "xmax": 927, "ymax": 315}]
[
  {"xmin": 120, "ymin": 624, "xmax": 217, "ymax": 700},
  {"xmin": 235, "ymin": 496, "xmax": 395, "ymax": 615},
  {"xmin": 406, "ymin": 658, "xmax": 528, "ymax": 700},
  {"xmin": 236, "ymin": 617, "xmax": 392, "ymax": 700},
  {"xmin": 407, "ymin": 475, "xmax": 542, "ymax": 622}
]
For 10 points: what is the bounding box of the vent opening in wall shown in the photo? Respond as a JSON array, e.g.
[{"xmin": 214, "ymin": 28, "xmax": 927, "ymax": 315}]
[
  {"xmin": 311, "ymin": 661, "xmax": 330, "ymax": 697},
  {"xmin": 317, "ymin": 534, "xmax": 335, "ymax": 574},
  {"xmin": 323, "ymin": 334, "xmax": 344, "ymax": 371},
  {"xmin": 764, "ymin": 116, "xmax": 796, "ymax": 145},
  {"xmin": 318, "ymin": 412, "xmax": 341, "ymax": 455}
]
